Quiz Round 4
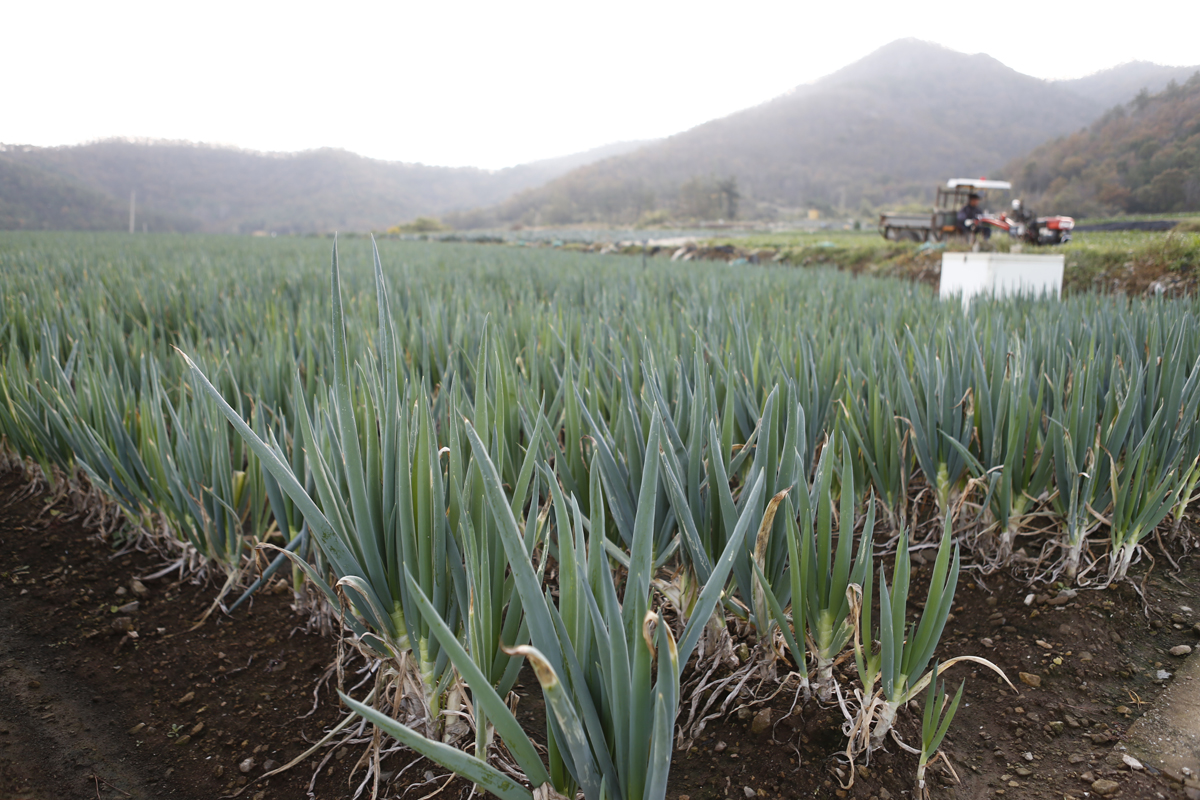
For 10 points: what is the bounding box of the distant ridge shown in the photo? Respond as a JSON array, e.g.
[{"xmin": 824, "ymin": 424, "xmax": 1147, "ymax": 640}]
[
  {"xmin": 0, "ymin": 138, "xmax": 651, "ymax": 233},
  {"xmin": 1057, "ymin": 61, "xmax": 1200, "ymax": 107}
]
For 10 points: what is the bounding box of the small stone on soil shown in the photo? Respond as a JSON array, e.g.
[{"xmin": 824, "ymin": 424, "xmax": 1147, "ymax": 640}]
[
  {"xmin": 239, "ymin": 757, "xmax": 255, "ymax": 773},
  {"xmin": 742, "ymin": 787, "xmax": 755, "ymax": 798},
  {"xmin": 1170, "ymin": 644, "xmax": 1192, "ymax": 656},
  {"xmin": 714, "ymin": 741, "xmax": 727, "ymax": 753},
  {"xmin": 1091, "ymin": 778, "xmax": 1119, "ymax": 795},
  {"xmin": 1019, "ymin": 672, "xmax": 1042, "ymax": 688},
  {"xmin": 176, "ymin": 691, "xmax": 195, "ymax": 705},
  {"xmin": 750, "ymin": 709, "xmax": 772, "ymax": 735}
]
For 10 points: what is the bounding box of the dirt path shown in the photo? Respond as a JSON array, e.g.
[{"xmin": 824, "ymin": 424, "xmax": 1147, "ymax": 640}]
[
  {"xmin": 1125, "ymin": 634, "xmax": 1200, "ymax": 785},
  {"xmin": 0, "ymin": 614, "xmax": 168, "ymax": 799},
  {"xmin": 0, "ymin": 471, "xmax": 376, "ymax": 800}
]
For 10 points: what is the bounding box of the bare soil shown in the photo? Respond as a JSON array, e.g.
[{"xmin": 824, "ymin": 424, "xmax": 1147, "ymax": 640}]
[
  {"xmin": 2, "ymin": 468, "xmax": 1198, "ymax": 800},
  {"xmin": 0, "ymin": 471, "xmax": 475, "ymax": 800}
]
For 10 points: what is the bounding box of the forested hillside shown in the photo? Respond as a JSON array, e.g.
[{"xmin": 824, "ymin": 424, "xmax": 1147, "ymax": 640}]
[
  {"xmin": 0, "ymin": 157, "xmax": 131, "ymax": 231},
  {"xmin": 1004, "ymin": 72, "xmax": 1200, "ymax": 217},
  {"xmin": 0, "ymin": 139, "xmax": 648, "ymax": 233}
]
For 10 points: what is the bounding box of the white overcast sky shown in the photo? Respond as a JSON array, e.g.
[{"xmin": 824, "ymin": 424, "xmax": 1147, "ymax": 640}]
[{"xmin": 5, "ymin": 0, "xmax": 1198, "ymax": 169}]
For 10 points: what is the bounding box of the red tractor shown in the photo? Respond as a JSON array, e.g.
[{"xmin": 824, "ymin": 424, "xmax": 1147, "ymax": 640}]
[{"xmin": 879, "ymin": 179, "xmax": 1074, "ymax": 245}]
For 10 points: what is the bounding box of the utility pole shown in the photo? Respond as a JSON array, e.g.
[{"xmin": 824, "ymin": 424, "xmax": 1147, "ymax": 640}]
[{"xmin": 129, "ymin": 191, "xmax": 136, "ymax": 234}]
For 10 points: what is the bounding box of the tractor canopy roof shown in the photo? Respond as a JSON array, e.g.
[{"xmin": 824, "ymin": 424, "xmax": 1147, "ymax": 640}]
[{"xmin": 946, "ymin": 179, "xmax": 1012, "ymax": 190}]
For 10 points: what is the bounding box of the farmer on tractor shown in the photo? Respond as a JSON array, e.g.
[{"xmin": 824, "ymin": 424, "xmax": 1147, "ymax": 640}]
[
  {"xmin": 878, "ymin": 179, "xmax": 1073, "ymax": 244},
  {"xmin": 956, "ymin": 193, "xmax": 990, "ymax": 240}
]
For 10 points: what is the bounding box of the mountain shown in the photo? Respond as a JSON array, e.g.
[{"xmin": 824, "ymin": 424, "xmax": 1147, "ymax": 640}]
[
  {"xmin": 0, "ymin": 139, "xmax": 650, "ymax": 234},
  {"xmin": 448, "ymin": 41, "xmax": 1199, "ymax": 228},
  {"xmin": 1000, "ymin": 72, "xmax": 1200, "ymax": 217},
  {"xmin": 5, "ymin": 40, "xmax": 1196, "ymax": 234},
  {"xmin": 1058, "ymin": 62, "xmax": 1200, "ymax": 108}
]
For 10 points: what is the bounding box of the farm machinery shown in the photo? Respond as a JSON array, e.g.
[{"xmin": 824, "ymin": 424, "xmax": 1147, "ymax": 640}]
[{"xmin": 879, "ymin": 179, "xmax": 1075, "ymax": 245}]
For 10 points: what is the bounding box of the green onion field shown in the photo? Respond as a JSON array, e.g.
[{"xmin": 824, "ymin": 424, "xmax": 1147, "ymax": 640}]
[{"xmin": 2, "ymin": 231, "xmax": 1198, "ymax": 799}]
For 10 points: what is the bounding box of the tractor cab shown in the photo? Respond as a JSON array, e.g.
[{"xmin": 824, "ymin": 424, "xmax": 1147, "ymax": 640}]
[{"xmin": 933, "ymin": 179, "xmax": 1012, "ymax": 238}]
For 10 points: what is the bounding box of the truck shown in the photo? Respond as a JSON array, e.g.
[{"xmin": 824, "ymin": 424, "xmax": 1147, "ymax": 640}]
[{"xmin": 879, "ymin": 179, "xmax": 1074, "ymax": 245}]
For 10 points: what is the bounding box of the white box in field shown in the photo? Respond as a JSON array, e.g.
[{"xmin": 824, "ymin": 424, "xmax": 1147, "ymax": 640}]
[{"xmin": 939, "ymin": 253, "xmax": 1064, "ymax": 309}]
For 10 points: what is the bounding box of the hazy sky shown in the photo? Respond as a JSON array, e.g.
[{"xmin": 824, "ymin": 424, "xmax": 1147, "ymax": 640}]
[{"xmin": 5, "ymin": 0, "xmax": 1197, "ymax": 169}]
